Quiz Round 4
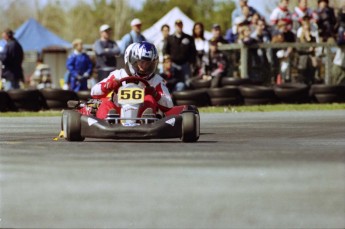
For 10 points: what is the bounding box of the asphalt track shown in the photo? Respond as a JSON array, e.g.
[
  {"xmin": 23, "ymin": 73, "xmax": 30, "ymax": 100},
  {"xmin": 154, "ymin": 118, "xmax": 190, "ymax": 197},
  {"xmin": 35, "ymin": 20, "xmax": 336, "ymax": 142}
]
[{"xmin": 0, "ymin": 110, "xmax": 344, "ymax": 228}]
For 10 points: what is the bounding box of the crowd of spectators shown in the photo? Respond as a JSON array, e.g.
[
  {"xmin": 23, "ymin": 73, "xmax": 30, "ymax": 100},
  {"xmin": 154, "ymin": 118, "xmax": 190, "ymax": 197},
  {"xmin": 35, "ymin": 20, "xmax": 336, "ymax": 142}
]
[{"xmin": 1, "ymin": 0, "xmax": 345, "ymax": 93}]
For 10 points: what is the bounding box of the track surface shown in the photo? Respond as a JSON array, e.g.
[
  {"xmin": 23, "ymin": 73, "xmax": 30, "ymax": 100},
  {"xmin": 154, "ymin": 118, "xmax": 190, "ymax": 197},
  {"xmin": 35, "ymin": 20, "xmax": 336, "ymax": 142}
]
[{"xmin": 0, "ymin": 111, "xmax": 345, "ymax": 228}]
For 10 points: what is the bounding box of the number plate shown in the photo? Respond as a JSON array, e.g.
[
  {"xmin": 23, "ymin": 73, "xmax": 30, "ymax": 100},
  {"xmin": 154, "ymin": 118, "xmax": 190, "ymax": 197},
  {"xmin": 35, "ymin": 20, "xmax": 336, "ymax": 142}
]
[{"xmin": 118, "ymin": 88, "xmax": 144, "ymax": 104}]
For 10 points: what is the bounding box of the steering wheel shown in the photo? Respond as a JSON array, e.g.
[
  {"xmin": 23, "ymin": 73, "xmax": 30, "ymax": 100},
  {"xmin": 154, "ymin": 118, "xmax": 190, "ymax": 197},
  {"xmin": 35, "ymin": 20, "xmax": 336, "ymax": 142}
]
[{"xmin": 113, "ymin": 76, "xmax": 150, "ymax": 93}]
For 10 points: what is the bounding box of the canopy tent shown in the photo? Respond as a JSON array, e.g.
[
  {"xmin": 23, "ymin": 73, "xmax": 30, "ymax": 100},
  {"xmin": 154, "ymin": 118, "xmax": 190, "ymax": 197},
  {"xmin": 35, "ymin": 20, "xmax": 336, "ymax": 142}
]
[
  {"xmin": 142, "ymin": 7, "xmax": 212, "ymax": 43},
  {"xmin": 14, "ymin": 18, "xmax": 72, "ymax": 52}
]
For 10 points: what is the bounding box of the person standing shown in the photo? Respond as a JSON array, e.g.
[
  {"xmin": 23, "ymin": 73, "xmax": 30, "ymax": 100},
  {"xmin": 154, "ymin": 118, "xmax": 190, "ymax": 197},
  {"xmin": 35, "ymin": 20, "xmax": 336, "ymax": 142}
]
[
  {"xmin": 93, "ymin": 24, "xmax": 120, "ymax": 82},
  {"xmin": 154, "ymin": 24, "xmax": 170, "ymax": 74},
  {"xmin": 66, "ymin": 39, "xmax": 93, "ymax": 92},
  {"xmin": 0, "ymin": 28, "xmax": 24, "ymax": 90},
  {"xmin": 120, "ymin": 18, "xmax": 146, "ymax": 55},
  {"xmin": 163, "ymin": 19, "xmax": 197, "ymax": 90}
]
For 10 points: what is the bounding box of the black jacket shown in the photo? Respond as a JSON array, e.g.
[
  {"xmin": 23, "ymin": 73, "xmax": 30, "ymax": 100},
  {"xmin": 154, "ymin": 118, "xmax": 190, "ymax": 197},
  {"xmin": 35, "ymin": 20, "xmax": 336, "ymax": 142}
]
[
  {"xmin": 164, "ymin": 32, "xmax": 197, "ymax": 65},
  {"xmin": 0, "ymin": 38, "xmax": 24, "ymax": 81}
]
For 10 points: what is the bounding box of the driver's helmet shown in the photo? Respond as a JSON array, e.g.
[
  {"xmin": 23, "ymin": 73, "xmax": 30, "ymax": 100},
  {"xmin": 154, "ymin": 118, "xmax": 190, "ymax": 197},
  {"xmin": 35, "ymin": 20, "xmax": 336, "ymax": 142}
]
[{"xmin": 124, "ymin": 41, "xmax": 158, "ymax": 79}]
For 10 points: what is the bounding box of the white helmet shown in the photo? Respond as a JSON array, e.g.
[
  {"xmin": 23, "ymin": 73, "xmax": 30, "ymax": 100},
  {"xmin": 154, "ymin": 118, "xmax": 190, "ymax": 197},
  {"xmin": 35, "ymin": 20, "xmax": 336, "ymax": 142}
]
[{"xmin": 124, "ymin": 41, "xmax": 158, "ymax": 79}]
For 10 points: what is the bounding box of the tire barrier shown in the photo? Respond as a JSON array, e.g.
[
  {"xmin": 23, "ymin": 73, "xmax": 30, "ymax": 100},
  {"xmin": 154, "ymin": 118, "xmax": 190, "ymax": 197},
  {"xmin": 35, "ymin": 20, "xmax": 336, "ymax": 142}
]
[
  {"xmin": 7, "ymin": 89, "xmax": 47, "ymax": 111},
  {"xmin": 310, "ymin": 84, "xmax": 345, "ymax": 103},
  {"xmin": 0, "ymin": 91, "xmax": 16, "ymax": 112},
  {"xmin": 40, "ymin": 88, "xmax": 78, "ymax": 110},
  {"xmin": 1, "ymin": 82, "xmax": 345, "ymax": 112},
  {"xmin": 207, "ymin": 86, "xmax": 241, "ymax": 106},
  {"xmin": 76, "ymin": 90, "xmax": 92, "ymax": 101},
  {"xmin": 273, "ymin": 83, "xmax": 310, "ymax": 104},
  {"xmin": 189, "ymin": 78, "xmax": 212, "ymax": 89},
  {"xmin": 172, "ymin": 89, "xmax": 210, "ymax": 107},
  {"xmin": 220, "ymin": 77, "xmax": 252, "ymax": 87},
  {"xmin": 239, "ymin": 85, "xmax": 278, "ymax": 105}
]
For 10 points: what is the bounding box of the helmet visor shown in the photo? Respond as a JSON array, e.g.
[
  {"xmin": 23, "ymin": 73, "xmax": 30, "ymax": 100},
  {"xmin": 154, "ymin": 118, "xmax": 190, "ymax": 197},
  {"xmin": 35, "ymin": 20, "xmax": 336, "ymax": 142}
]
[{"xmin": 133, "ymin": 59, "xmax": 157, "ymax": 77}]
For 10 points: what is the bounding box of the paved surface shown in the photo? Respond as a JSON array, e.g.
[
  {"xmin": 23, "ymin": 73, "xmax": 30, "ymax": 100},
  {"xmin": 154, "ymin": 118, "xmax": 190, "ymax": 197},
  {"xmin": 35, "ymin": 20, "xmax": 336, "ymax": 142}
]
[{"xmin": 0, "ymin": 111, "xmax": 345, "ymax": 228}]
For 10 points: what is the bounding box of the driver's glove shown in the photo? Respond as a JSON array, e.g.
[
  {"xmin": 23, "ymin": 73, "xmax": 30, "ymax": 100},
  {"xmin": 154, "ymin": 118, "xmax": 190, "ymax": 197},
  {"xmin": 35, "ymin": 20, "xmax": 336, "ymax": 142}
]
[
  {"xmin": 145, "ymin": 86, "xmax": 161, "ymax": 101},
  {"xmin": 101, "ymin": 78, "xmax": 119, "ymax": 93}
]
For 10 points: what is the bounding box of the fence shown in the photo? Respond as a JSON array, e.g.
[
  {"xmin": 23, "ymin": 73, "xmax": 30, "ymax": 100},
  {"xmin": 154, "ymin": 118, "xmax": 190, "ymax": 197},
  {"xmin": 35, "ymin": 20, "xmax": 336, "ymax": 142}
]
[{"xmin": 218, "ymin": 42, "xmax": 337, "ymax": 85}]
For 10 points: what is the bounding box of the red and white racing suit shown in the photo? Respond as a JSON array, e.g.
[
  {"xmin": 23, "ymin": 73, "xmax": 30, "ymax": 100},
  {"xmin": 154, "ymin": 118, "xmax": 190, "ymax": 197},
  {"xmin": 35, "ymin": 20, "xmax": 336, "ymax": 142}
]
[{"xmin": 90, "ymin": 69, "xmax": 174, "ymax": 119}]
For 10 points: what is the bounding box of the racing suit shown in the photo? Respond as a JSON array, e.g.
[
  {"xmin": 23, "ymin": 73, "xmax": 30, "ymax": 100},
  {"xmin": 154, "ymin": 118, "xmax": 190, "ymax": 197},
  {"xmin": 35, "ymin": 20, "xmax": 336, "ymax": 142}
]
[{"xmin": 90, "ymin": 69, "xmax": 173, "ymax": 119}]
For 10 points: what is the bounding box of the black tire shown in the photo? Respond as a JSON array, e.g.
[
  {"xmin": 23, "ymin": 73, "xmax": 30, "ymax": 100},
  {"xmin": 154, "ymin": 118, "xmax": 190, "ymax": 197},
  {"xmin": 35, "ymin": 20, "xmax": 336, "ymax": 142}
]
[
  {"xmin": 45, "ymin": 100, "xmax": 68, "ymax": 110},
  {"xmin": 181, "ymin": 112, "xmax": 200, "ymax": 142},
  {"xmin": 239, "ymin": 85, "xmax": 275, "ymax": 98},
  {"xmin": 40, "ymin": 88, "xmax": 78, "ymax": 101},
  {"xmin": 7, "ymin": 89, "xmax": 45, "ymax": 111},
  {"xmin": 310, "ymin": 84, "xmax": 344, "ymax": 95},
  {"xmin": 273, "ymin": 83, "xmax": 310, "ymax": 104},
  {"xmin": 62, "ymin": 110, "xmax": 85, "ymax": 141},
  {"xmin": 172, "ymin": 89, "xmax": 209, "ymax": 100},
  {"xmin": 220, "ymin": 77, "xmax": 252, "ymax": 87},
  {"xmin": 77, "ymin": 90, "xmax": 91, "ymax": 101},
  {"xmin": 172, "ymin": 89, "xmax": 210, "ymax": 107},
  {"xmin": 174, "ymin": 99, "xmax": 209, "ymax": 107},
  {"xmin": 207, "ymin": 86, "xmax": 240, "ymax": 98},
  {"xmin": 314, "ymin": 93, "xmax": 341, "ymax": 103},
  {"xmin": 0, "ymin": 91, "xmax": 16, "ymax": 112},
  {"xmin": 210, "ymin": 97, "xmax": 240, "ymax": 106},
  {"xmin": 190, "ymin": 78, "xmax": 212, "ymax": 89}
]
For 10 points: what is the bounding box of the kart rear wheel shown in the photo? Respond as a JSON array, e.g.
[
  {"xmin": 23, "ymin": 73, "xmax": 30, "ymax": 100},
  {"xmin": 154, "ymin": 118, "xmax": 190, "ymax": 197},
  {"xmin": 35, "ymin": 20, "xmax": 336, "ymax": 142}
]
[
  {"xmin": 181, "ymin": 112, "xmax": 200, "ymax": 142},
  {"xmin": 62, "ymin": 110, "xmax": 85, "ymax": 141}
]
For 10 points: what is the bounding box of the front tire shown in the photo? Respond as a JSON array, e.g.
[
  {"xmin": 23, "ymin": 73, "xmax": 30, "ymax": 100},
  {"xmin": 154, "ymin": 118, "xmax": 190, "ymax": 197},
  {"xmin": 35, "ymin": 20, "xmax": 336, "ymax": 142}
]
[
  {"xmin": 181, "ymin": 112, "xmax": 200, "ymax": 142},
  {"xmin": 62, "ymin": 110, "xmax": 85, "ymax": 141}
]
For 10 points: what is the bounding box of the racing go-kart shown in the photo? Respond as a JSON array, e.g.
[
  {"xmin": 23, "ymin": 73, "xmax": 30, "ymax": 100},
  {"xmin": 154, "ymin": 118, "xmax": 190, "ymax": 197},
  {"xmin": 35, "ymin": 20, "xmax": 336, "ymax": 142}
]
[{"xmin": 61, "ymin": 76, "xmax": 200, "ymax": 142}]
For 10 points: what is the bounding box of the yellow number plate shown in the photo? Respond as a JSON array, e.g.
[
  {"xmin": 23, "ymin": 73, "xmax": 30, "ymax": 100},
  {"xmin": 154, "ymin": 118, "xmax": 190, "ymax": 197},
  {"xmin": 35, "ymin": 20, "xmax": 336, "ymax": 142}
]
[{"xmin": 118, "ymin": 88, "xmax": 144, "ymax": 104}]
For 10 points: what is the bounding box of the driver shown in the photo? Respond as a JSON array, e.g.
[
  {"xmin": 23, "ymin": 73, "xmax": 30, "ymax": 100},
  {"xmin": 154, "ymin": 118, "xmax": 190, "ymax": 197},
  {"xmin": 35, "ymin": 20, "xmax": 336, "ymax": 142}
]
[{"xmin": 90, "ymin": 41, "xmax": 174, "ymax": 119}]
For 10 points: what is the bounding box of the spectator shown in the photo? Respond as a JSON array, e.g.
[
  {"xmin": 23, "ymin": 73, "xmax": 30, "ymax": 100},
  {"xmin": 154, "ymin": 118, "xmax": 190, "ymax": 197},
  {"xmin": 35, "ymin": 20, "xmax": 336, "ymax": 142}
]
[
  {"xmin": 160, "ymin": 54, "xmax": 185, "ymax": 92},
  {"xmin": 270, "ymin": 0, "xmax": 293, "ymax": 31},
  {"xmin": 231, "ymin": 0, "xmax": 257, "ymax": 26},
  {"xmin": 336, "ymin": 6, "xmax": 345, "ymax": 33},
  {"xmin": 204, "ymin": 40, "xmax": 229, "ymax": 88},
  {"xmin": 249, "ymin": 12, "xmax": 262, "ymax": 32},
  {"xmin": 192, "ymin": 22, "xmax": 209, "ymax": 77},
  {"xmin": 317, "ymin": 0, "xmax": 337, "ymax": 42},
  {"xmin": 29, "ymin": 56, "xmax": 52, "ymax": 89},
  {"xmin": 209, "ymin": 24, "xmax": 228, "ymax": 45},
  {"xmin": 163, "ymin": 19, "xmax": 197, "ymax": 89},
  {"xmin": 93, "ymin": 24, "xmax": 120, "ymax": 82},
  {"xmin": 296, "ymin": 16, "xmax": 318, "ymax": 85},
  {"xmin": 0, "ymin": 28, "xmax": 24, "ymax": 90},
  {"xmin": 238, "ymin": 25, "xmax": 262, "ymax": 82},
  {"xmin": 331, "ymin": 29, "xmax": 345, "ymax": 85},
  {"xmin": 271, "ymin": 20, "xmax": 296, "ymax": 83},
  {"xmin": 66, "ymin": 39, "xmax": 93, "ymax": 92},
  {"xmin": 292, "ymin": 0, "xmax": 318, "ymax": 33},
  {"xmin": 120, "ymin": 18, "xmax": 146, "ymax": 55},
  {"xmin": 225, "ymin": 16, "xmax": 248, "ymax": 44},
  {"xmin": 154, "ymin": 24, "xmax": 170, "ymax": 74},
  {"xmin": 251, "ymin": 18, "xmax": 272, "ymax": 84}
]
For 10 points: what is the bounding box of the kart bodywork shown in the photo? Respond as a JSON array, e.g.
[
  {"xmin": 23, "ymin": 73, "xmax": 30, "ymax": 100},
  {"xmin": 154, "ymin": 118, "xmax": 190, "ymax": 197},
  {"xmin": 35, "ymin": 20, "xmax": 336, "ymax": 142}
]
[{"xmin": 61, "ymin": 77, "xmax": 200, "ymax": 142}]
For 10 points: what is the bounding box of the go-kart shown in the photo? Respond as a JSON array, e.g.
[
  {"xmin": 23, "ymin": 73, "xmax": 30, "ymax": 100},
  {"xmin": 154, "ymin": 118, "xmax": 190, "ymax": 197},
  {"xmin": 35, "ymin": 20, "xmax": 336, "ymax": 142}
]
[{"xmin": 61, "ymin": 76, "xmax": 200, "ymax": 142}]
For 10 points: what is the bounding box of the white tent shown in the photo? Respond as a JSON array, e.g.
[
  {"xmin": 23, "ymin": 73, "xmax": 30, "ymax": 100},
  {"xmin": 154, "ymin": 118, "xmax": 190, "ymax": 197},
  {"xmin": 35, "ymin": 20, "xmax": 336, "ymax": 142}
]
[{"xmin": 142, "ymin": 7, "xmax": 212, "ymax": 43}]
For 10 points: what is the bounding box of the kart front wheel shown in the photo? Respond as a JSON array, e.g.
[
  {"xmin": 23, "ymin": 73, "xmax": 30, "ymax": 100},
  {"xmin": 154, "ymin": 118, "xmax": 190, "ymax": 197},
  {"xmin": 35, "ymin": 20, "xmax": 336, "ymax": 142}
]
[
  {"xmin": 62, "ymin": 110, "xmax": 85, "ymax": 141},
  {"xmin": 181, "ymin": 112, "xmax": 200, "ymax": 142}
]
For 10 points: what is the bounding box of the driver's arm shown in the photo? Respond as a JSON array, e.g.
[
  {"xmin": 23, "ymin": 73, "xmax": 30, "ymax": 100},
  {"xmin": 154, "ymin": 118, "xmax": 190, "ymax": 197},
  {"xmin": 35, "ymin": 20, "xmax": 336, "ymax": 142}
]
[{"xmin": 91, "ymin": 74, "xmax": 119, "ymax": 99}]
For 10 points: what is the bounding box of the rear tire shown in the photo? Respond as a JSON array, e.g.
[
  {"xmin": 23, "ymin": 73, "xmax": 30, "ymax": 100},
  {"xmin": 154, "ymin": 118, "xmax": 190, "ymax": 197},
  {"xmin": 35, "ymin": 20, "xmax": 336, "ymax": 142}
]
[
  {"xmin": 181, "ymin": 112, "xmax": 200, "ymax": 142},
  {"xmin": 62, "ymin": 110, "xmax": 85, "ymax": 141}
]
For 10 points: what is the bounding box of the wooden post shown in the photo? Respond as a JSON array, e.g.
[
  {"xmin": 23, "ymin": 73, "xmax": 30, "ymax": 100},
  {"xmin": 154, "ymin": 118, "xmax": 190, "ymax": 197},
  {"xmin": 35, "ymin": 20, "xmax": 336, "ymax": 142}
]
[
  {"xmin": 324, "ymin": 46, "xmax": 332, "ymax": 85},
  {"xmin": 240, "ymin": 45, "xmax": 248, "ymax": 79}
]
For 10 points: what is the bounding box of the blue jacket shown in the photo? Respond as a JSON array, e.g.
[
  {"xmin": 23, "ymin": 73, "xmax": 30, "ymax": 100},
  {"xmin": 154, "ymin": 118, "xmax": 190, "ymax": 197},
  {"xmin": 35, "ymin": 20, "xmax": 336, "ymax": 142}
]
[{"xmin": 66, "ymin": 51, "xmax": 93, "ymax": 92}]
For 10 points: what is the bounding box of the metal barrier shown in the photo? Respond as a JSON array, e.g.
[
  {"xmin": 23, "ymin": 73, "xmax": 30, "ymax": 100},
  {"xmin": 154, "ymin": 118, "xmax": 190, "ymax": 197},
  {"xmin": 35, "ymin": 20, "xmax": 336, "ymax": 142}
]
[{"xmin": 218, "ymin": 42, "xmax": 337, "ymax": 85}]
